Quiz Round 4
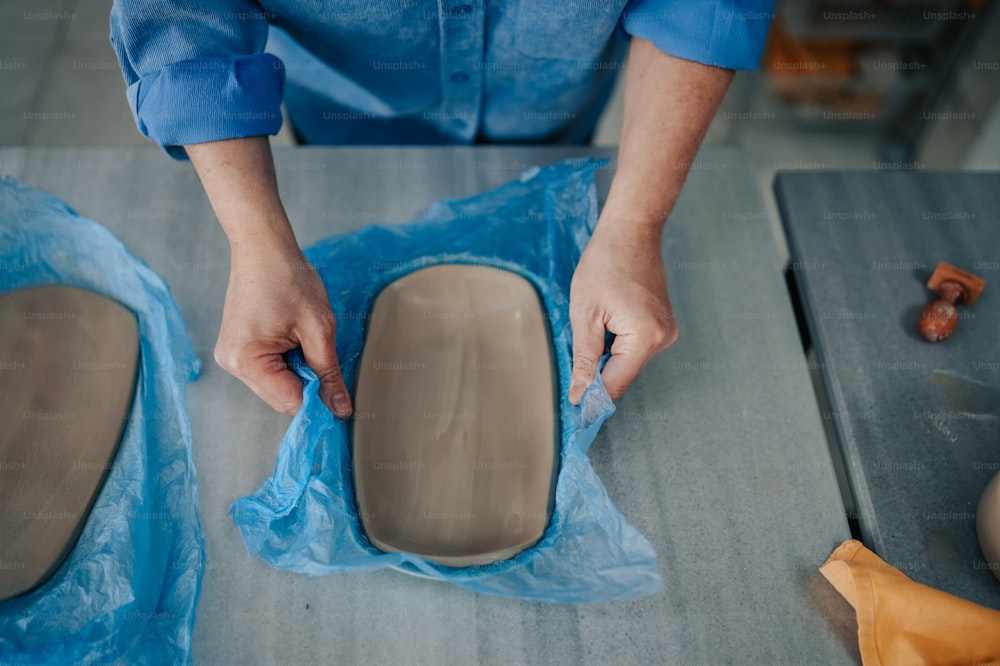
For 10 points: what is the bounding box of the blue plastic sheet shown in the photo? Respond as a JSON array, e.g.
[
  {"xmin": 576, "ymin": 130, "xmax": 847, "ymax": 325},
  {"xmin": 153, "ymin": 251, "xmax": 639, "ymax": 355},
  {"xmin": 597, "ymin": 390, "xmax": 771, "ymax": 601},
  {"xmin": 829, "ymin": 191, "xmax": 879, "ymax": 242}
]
[
  {"xmin": 0, "ymin": 178, "xmax": 205, "ymax": 663},
  {"xmin": 230, "ymin": 158, "xmax": 662, "ymax": 602}
]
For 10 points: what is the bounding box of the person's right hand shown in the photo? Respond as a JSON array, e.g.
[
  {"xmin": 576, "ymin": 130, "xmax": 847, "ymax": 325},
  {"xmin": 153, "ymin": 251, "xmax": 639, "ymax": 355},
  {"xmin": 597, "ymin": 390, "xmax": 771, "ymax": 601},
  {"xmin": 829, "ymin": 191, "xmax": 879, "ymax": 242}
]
[
  {"xmin": 185, "ymin": 136, "xmax": 352, "ymax": 418},
  {"xmin": 213, "ymin": 240, "xmax": 353, "ymax": 418}
]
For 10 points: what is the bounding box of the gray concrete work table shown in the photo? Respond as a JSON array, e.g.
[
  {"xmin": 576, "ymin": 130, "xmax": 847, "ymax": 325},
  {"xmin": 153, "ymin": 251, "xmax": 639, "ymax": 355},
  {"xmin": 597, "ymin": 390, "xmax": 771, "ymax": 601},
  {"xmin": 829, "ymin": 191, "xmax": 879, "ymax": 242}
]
[
  {"xmin": 1, "ymin": 146, "xmax": 855, "ymax": 664},
  {"xmin": 776, "ymin": 171, "xmax": 1000, "ymax": 609}
]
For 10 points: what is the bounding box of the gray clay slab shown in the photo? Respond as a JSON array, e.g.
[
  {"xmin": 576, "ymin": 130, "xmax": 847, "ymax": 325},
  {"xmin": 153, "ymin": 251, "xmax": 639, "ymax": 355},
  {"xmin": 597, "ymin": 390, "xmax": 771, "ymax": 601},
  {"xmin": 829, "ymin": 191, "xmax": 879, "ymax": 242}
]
[
  {"xmin": 1, "ymin": 146, "xmax": 856, "ymax": 665},
  {"xmin": 775, "ymin": 170, "xmax": 1000, "ymax": 609},
  {"xmin": 0, "ymin": 285, "xmax": 139, "ymax": 602},
  {"xmin": 353, "ymin": 265, "xmax": 558, "ymax": 567}
]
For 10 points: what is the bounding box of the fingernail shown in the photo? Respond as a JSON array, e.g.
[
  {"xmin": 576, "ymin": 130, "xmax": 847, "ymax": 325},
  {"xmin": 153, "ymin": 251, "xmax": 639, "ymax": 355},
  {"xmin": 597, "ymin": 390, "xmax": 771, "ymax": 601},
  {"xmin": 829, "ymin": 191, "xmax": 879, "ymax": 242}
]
[
  {"xmin": 282, "ymin": 402, "xmax": 299, "ymax": 416},
  {"xmin": 332, "ymin": 392, "xmax": 353, "ymax": 417}
]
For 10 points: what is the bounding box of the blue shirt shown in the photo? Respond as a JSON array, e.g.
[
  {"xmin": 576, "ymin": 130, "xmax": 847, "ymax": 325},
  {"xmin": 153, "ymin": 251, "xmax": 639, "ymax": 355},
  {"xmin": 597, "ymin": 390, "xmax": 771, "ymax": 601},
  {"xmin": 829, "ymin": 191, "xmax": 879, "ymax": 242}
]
[{"xmin": 110, "ymin": 1, "xmax": 773, "ymax": 158}]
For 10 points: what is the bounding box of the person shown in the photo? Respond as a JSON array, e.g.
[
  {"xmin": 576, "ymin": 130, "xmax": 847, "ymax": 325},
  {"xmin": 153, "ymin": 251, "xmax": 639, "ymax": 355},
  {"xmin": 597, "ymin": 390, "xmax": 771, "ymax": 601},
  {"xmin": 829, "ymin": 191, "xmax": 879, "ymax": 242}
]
[{"xmin": 110, "ymin": 0, "xmax": 773, "ymax": 419}]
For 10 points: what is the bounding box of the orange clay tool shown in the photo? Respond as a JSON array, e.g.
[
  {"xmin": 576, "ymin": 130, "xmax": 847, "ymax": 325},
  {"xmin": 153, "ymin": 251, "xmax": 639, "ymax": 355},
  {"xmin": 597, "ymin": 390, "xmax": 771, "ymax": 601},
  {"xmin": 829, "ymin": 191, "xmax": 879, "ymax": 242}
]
[{"xmin": 918, "ymin": 262, "xmax": 986, "ymax": 342}]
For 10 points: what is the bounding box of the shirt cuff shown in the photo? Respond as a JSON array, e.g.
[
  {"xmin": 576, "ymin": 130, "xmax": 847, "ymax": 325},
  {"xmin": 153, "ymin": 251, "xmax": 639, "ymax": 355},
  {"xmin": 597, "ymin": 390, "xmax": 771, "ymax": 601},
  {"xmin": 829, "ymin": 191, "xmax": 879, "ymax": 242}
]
[
  {"xmin": 127, "ymin": 54, "xmax": 285, "ymax": 159},
  {"xmin": 622, "ymin": 0, "xmax": 774, "ymax": 70}
]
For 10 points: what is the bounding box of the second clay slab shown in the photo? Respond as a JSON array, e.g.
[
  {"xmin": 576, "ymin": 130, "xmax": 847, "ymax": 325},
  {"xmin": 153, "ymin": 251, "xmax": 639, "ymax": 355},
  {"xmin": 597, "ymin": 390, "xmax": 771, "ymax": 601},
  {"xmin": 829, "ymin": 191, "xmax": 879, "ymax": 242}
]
[
  {"xmin": 352, "ymin": 264, "xmax": 559, "ymax": 567},
  {"xmin": 0, "ymin": 285, "xmax": 139, "ymax": 602}
]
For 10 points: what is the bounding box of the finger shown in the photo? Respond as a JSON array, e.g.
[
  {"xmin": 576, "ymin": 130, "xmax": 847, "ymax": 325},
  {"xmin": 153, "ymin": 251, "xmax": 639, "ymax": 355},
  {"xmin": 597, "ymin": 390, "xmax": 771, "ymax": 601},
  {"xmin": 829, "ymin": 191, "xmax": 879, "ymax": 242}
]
[
  {"xmin": 215, "ymin": 346, "xmax": 305, "ymax": 416},
  {"xmin": 600, "ymin": 320, "xmax": 677, "ymax": 401},
  {"xmin": 299, "ymin": 313, "xmax": 353, "ymax": 418},
  {"xmin": 569, "ymin": 314, "xmax": 607, "ymax": 405},
  {"xmin": 599, "ymin": 340, "xmax": 645, "ymax": 402}
]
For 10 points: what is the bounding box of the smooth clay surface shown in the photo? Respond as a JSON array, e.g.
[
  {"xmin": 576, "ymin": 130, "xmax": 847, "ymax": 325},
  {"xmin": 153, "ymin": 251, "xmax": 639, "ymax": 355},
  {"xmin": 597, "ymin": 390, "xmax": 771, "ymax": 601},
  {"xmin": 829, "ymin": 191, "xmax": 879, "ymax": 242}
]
[
  {"xmin": 352, "ymin": 264, "xmax": 558, "ymax": 567},
  {"xmin": 0, "ymin": 285, "xmax": 139, "ymax": 601},
  {"xmin": 978, "ymin": 471, "xmax": 1000, "ymax": 583}
]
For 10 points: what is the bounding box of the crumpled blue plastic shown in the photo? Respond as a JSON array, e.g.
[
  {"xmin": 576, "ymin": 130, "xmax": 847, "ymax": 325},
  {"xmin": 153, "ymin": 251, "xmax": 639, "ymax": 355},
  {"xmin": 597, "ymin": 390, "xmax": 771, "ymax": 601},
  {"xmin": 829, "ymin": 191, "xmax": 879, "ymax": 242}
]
[
  {"xmin": 230, "ymin": 158, "xmax": 662, "ymax": 602},
  {"xmin": 0, "ymin": 178, "xmax": 205, "ymax": 663}
]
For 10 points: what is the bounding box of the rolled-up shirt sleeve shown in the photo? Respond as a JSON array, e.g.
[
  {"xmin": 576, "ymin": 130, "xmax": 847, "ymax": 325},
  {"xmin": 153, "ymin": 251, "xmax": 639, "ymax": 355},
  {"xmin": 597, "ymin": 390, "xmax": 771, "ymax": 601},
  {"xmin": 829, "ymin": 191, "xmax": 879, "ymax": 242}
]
[
  {"xmin": 622, "ymin": 0, "xmax": 774, "ymax": 70},
  {"xmin": 110, "ymin": 0, "xmax": 284, "ymax": 159}
]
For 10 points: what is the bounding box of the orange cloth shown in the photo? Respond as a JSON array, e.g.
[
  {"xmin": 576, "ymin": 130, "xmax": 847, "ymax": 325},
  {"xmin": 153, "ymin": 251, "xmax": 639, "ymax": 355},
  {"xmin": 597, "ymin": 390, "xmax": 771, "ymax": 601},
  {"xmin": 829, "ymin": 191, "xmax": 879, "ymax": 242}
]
[{"xmin": 820, "ymin": 540, "xmax": 1000, "ymax": 665}]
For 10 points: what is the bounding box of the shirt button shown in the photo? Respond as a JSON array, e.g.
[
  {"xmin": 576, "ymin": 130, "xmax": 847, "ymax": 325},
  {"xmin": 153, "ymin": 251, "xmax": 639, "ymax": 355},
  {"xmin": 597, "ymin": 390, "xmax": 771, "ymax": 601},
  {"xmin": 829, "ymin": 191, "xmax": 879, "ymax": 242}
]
[
  {"xmin": 451, "ymin": 4, "xmax": 472, "ymax": 16},
  {"xmin": 450, "ymin": 71, "xmax": 469, "ymax": 83}
]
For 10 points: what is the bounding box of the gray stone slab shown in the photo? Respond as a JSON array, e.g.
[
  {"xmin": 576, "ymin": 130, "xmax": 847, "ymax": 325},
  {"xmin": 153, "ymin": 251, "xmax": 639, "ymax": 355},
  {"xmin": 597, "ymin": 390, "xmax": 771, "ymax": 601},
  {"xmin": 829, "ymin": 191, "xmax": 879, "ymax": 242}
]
[
  {"xmin": 776, "ymin": 170, "xmax": 1000, "ymax": 609},
  {"xmin": 1, "ymin": 146, "xmax": 856, "ymax": 664}
]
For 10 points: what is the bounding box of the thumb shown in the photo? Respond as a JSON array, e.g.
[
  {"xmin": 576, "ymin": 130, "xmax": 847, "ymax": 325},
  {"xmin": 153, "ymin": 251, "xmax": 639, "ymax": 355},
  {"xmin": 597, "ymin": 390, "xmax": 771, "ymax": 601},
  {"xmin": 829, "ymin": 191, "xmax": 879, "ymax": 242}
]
[
  {"xmin": 299, "ymin": 314, "xmax": 353, "ymax": 418},
  {"xmin": 598, "ymin": 335, "xmax": 646, "ymax": 402}
]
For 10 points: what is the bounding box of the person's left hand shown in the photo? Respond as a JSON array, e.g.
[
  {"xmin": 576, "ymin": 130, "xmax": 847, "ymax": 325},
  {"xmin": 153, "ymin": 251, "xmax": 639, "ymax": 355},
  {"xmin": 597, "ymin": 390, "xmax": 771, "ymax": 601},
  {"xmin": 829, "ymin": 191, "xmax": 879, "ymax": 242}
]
[{"xmin": 568, "ymin": 219, "xmax": 678, "ymax": 404}]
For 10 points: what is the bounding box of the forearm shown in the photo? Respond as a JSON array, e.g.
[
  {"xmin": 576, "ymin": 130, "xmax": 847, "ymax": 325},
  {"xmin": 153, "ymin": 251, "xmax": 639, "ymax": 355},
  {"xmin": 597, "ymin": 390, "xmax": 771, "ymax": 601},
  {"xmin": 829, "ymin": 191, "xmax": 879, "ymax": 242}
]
[
  {"xmin": 186, "ymin": 137, "xmax": 299, "ymax": 256},
  {"xmin": 603, "ymin": 38, "xmax": 734, "ymax": 230},
  {"xmin": 185, "ymin": 136, "xmax": 351, "ymax": 416}
]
